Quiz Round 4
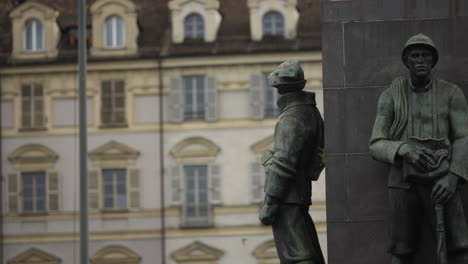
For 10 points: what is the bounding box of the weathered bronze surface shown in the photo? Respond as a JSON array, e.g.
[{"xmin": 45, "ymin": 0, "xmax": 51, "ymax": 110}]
[
  {"xmin": 369, "ymin": 34, "xmax": 468, "ymax": 264},
  {"xmin": 259, "ymin": 59, "xmax": 325, "ymax": 264}
]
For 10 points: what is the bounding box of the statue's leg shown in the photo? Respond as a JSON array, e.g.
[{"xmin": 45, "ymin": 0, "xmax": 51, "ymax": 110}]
[
  {"xmin": 443, "ymin": 190, "xmax": 468, "ymax": 264},
  {"xmin": 272, "ymin": 204, "xmax": 325, "ymax": 264},
  {"xmin": 388, "ymin": 187, "xmax": 421, "ymax": 263}
]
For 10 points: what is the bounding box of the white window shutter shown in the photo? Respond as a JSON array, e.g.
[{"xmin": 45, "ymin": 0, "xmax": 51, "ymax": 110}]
[
  {"xmin": 204, "ymin": 76, "xmax": 218, "ymax": 122},
  {"xmin": 209, "ymin": 164, "xmax": 222, "ymax": 205},
  {"xmin": 47, "ymin": 171, "xmax": 60, "ymax": 212},
  {"xmin": 88, "ymin": 170, "xmax": 100, "ymax": 210},
  {"xmin": 250, "ymin": 73, "xmax": 266, "ymax": 120},
  {"xmin": 128, "ymin": 168, "xmax": 140, "ymax": 209},
  {"xmin": 7, "ymin": 173, "xmax": 20, "ymax": 213},
  {"xmin": 171, "ymin": 165, "xmax": 183, "ymax": 206},
  {"xmin": 169, "ymin": 77, "xmax": 184, "ymax": 123},
  {"xmin": 250, "ymin": 162, "xmax": 265, "ymax": 203}
]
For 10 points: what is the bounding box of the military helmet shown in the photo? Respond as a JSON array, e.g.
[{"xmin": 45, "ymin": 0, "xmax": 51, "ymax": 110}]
[
  {"xmin": 401, "ymin": 33, "xmax": 439, "ymax": 68},
  {"xmin": 268, "ymin": 59, "xmax": 307, "ymax": 92}
]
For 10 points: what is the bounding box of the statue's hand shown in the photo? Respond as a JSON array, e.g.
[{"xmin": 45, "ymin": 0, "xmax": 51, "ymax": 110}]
[
  {"xmin": 432, "ymin": 172, "xmax": 459, "ymax": 205},
  {"xmin": 398, "ymin": 143, "xmax": 436, "ymax": 171},
  {"xmin": 259, "ymin": 195, "xmax": 280, "ymax": 226}
]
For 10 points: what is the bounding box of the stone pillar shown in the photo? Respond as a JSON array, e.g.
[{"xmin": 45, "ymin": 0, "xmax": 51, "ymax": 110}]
[{"xmin": 321, "ymin": 1, "xmax": 468, "ymax": 263}]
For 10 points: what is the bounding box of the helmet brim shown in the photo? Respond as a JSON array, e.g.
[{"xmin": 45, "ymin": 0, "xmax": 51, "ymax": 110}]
[{"xmin": 401, "ymin": 43, "xmax": 439, "ymax": 68}]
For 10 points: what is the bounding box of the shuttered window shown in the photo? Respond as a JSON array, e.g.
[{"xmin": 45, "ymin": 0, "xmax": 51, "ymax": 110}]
[
  {"xmin": 101, "ymin": 80, "xmax": 126, "ymax": 127},
  {"xmin": 21, "ymin": 83, "xmax": 45, "ymax": 130}
]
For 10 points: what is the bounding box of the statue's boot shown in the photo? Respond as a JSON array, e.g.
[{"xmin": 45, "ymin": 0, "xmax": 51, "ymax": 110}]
[{"xmin": 391, "ymin": 255, "xmax": 411, "ymax": 264}]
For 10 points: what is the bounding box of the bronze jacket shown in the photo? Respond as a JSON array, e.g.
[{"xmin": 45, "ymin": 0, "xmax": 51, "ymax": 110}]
[
  {"xmin": 369, "ymin": 76, "xmax": 468, "ymax": 188},
  {"xmin": 264, "ymin": 91, "xmax": 324, "ymax": 205}
]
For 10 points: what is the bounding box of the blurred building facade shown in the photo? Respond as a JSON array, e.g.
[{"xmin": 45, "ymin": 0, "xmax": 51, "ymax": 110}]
[{"xmin": 0, "ymin": 0, "xmax": 324, "ymax": 263}]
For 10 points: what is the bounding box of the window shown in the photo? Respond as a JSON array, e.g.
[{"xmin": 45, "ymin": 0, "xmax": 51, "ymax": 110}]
[
  {"xmin": 169, "ymin": 76, "xmax": 218, "ymax": 122},
  {"xmin": 24, "ymin": 19, "xmax": 43, "ymax": 51},
  {"xmin": 22, "ymin": 172, "xmax": 46, "ymax": 213},
  {"xmin": 184, "ymin": 13, "xmax": 204, "ymax": 40},
  {"xmin": 88, "ymin": 141, "xmax": 140, "ymax": 212},
  {"xmin": 21, "ymin": 83, "xmax": 45, "ymax": 130},
  {"xmin": 184, "ymin": 165, "xmax": 210, "ymax": 225},
  {"xmin": 103, "ymin": 169, "xmax": 127, "ymax": 209},
  {"xmin": 101, "ymin": 80, "xmax": 126, "ymax": 127},
  {"xmin": 7, "ymin": 144, "xmax": 59, "ymax": 215},
  {"xmin": 263, "ymin": 73, "xmax": 280, "ymax": 118},
  {"xmin": 262, "ymin": 11, "xmax": 285, "ymax": 37},
  {"xmin": 183, "ymin": 76, "xmax": 205, "ymax": 121},
  {"xmin": 170, "ymin": 137, "xmax": 222, "ymax": 227},
  {"xmin": 104, "ymin": 16, "xmax": 125, "ymax": 48}
]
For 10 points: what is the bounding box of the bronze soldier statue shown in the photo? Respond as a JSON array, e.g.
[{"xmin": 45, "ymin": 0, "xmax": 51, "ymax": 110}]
[
  {"xmin": 259, "ymin": 59, "xmax": 325, "ymax": 264},
  {"xmin": 370, "ymin": 33, "xmax": 468, "ymax": 264}
]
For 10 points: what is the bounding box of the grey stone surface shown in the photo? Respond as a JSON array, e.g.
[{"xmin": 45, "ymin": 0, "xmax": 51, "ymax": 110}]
[{"xmin": 322, "ymin": 1, "xmax": 468, "ymax": 263}]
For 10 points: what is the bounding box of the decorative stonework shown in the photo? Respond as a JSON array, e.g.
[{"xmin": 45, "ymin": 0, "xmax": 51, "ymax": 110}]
[
  {"xmin": 247, "ymin": 0, "xmax": 299, "ymax": 41},
  {"xmin": 8, "ymin": 248, "xmax": 61, "ymax": 264},
  {"xmin": 90, "ymin": 0, "xmax": 139, "ymax": 57},
  {"xmin": 9, "ymin": 1, "xmax": 60, "ymax": 60},
  {"xmin": 252, "ymin": 240, "xmax": 280, "ymax": 264},
  {"xmin": 171, "ymin": 241, "xmax": 224, "ymax": 264},
  {"xmin": 251, "ymin": 135, "xmax": 274, "ymax": 161},
  {"xmin": 169, "ymin": 0, "xmax": 222, "ymax": 43},
  {"xmin": 91, "ymin": 245, "xmax": 141, "ymax": 264},
  {"xmin": 8, "ymin": 144, "xmax": 58, "ymax": 171},
  {"xmin": 89, "ymin": 140, "xmax": 140, "ymax": 168},
  {"xmin": 170, "ymin": 137, "xmax": 221, "ymax": 163}
]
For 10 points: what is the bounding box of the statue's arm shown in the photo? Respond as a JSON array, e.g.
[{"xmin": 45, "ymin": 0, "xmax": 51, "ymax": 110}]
[
  {"xmin": 448, "ymin": 86, "xmax": 468, "ymax": 181},
  {"xmin": 369, "ymin": 89, "xmax": 405, "ymax": 164},
  {"xmin": 264, "ymin": 115, "xmax": 311, "ymax": 200}
]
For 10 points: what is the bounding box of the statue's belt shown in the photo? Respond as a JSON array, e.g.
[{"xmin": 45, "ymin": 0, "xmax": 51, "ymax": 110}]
[{"xmin": 403, "ymin": 137, "xmax": 451, "ymax": 183}]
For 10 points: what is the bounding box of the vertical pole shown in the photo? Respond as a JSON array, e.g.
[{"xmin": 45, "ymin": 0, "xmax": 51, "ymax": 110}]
[
  {"xmin": 158, "ymin": 59, "xmax": 166, "ymax": 264},
  {"xmin": 78, "ymin": 0, "xmax": 88, "ymax": 263}
]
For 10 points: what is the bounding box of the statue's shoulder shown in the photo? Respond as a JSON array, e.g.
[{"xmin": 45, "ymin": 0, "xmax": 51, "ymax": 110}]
[
  {"xmin": 435, "ymin": 79, "xmax": 459, "ymax": 89},
  {"xmin": 380, "ymin": 76, "xmax": 408, "ymax": 98}
]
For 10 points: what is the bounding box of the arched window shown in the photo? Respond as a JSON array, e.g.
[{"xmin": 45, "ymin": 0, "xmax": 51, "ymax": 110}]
[
  {"xmin": 24, "ymin": 19, "xmax": 43, "ymax": 51},
  {"xmin": 184, "ymin": 13, "xmax": 204, "ymax": 40},
  {"xmin": 104, "ymin": 16, "xmax": 125, "ymax": 48},
  {"xmin": 262, "ymin": 11, "xmax": 285, "ymax": 37}
]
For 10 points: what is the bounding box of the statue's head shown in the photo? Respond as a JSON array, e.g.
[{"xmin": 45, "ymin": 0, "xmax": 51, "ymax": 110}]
[
  {"xmin": 268, "ymin": 59, "xmax": 307, "ymax": 94},
  {"xmin": 402, "ymin": 33, "xmax": 439, "ymax": 67}
]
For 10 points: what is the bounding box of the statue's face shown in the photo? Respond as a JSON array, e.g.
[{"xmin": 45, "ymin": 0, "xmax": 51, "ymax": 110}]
[{"xmin": 405, "ymin": 46, "xmax": 434, "ymax": 78}]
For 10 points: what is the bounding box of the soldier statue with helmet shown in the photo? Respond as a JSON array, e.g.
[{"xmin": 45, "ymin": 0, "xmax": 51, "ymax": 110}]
[
  {"xmin": 259, "ymin": 59, "xmax": 326, "ymax": 264},
  {"xmin": 370, "ymin": 33, "xmax": 468, "ymax": 263}
]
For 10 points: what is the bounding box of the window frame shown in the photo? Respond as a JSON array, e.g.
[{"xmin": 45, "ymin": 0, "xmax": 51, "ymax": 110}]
[
  {"xmin": 262, "ymin": 11, "xmax": 285, "ymax": 37},
  {"xmin": 183, "ymin": 76, "xmax": 206, "ymax": 121},
  {"xmin": 20, "ymin": 83, "xmax": 46, "ymax": 131},
  {"xmin": 100, "ymin": 80, "xmax": 127, "ymax": 128},
  {"xmin": 23, "ymin": 19, "xmax": 44, "ymax": 52},
  {"xmin": 102, "ymin": 168, "xmax": 128, "ymax": 210},
  {"xmin": 183, "ymin": 164, "xmax": 211, "ymax": 226},
  {"xmin": 21, "ymin": 171, "xmax": 47, "ymax": 214},
  {"xmin": 103, "ymin": 15, "xmax": 126, "ymax": 49},
  {"xmin": 184, "ymin": 13, "xmax": 205, "ymax": 40}
]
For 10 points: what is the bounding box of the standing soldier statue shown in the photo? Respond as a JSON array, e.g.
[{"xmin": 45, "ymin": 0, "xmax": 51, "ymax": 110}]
[
  {"xmin": 259, "ymin": 59, "xmax": 326, "ymax": 264},
  {"xmin": 370, "ymin": 33, "xmax": 468, "ymax": 264}
]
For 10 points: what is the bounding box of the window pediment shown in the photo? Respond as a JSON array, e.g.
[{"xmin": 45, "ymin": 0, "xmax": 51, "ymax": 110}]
[
  {"xmin": 89, "ymin": 140, "xmax": 140, "ymax": 168},
  {"xmin": 91, "ymin": 245, "xmax": 141, "ymax": 264},
  {"xmin": 169, "ymin": 0, "xmax": 221, "ymax": 43},
  {"xmin": 247, "ymin": 0, "xmax": 299, "ymax": 40},
  {"xmin": 9, "ymin": 1, "xmax": 60, "ymax": 60},
  {"xmin": 170, "ymin": 137, "xmax": 220, "ymax": 163},
  {"xmin": 8, "ymin": 144, "xmax": 58, "ymax": 171},
  {"xmin": 251, "ymin": 135, "xmax": 274, "ymax": 161},
  {"xmin": 90, "ymin": 0, "xmax": 139, "ymax": 57},
  {"xmin": 171, "ymin": 241, "xmax": 224, "ymax": 263},
  {"xmin": 9, "ymin": 248, "xmax": 61, "ymax": 264}
]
